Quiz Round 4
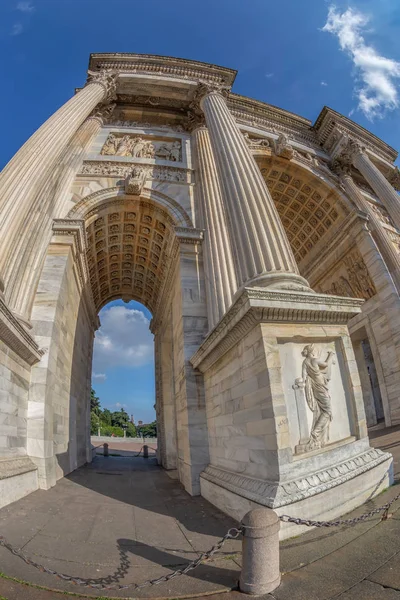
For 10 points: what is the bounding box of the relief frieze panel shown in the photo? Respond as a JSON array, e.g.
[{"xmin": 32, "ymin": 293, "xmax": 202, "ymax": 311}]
[
  {"xmin": 79, "ymin": 161, "xmax": 191, "ymax": 183},
  {"xmin": 315, "ymin": 248, "xmax": 376, "ymax": 300},
  {"xmin": 101, "ymin": 133, "xmax": 182, "ymax": 162}
]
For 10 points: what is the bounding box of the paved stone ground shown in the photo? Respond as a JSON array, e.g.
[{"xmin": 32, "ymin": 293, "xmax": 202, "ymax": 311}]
[
  {"xmin": 0, "ymin": 426, "xmax": 399, "ymax": 599},
  {"xmin": 93, "ymin": 440, "xmax": 158, "ymax": 457}
]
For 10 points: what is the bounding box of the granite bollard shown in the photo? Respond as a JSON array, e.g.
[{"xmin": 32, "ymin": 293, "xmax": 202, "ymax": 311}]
[{"xmin": 240, "ymin": 508, "xmax": 281, "ymax": 595}]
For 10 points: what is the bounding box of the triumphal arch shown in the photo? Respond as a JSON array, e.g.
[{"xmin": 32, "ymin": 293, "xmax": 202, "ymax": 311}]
[{"xmin": 0, "ymin": 54, "xmax": 399, "ymax": 534}]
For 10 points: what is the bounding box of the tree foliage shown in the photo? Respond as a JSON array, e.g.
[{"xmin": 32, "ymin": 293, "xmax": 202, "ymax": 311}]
[{"xmin": 90, "ymin": 388, "xmax": 143, "ymax": 437}]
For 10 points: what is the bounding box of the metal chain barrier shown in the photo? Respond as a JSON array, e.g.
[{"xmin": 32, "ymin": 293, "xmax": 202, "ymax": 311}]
[
  {"xmin": 0, "ymin": 527, "xmax": 242, "ymax": 591},
  {"xmin": 280, "ymin": 487, "xmax": 400, "ymax": 528}
]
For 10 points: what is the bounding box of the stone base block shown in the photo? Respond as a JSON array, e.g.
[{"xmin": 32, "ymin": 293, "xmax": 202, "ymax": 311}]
[
  {"xmin": 200, "ymin": 451, "xmax": 393, "ymax": 540},
  {"xmin": 0, "ymin": 457, "xmax": 38, "ymax": 509}
]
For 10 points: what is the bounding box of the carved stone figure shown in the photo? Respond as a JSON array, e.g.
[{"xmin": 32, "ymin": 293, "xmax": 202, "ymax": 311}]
[
  {"xmin": 170, "ymin": 140, "xmax": 181, "ymax": 161},
  {"xmin": 125, "ymin": 166, "xmax": 148, "ymax": 195},
  {"xmin": 101, "ymin": 133, "xmax": 119, "ymax": 155},
  {"xmin": 296, "ymin": 344, "xmax": 335, "ymax": 451},
  {"xmin": 116, "ymin": 135, "xmax": 134, "ymax": 157},
  {"xmin": 142, "ymin": 141, "xmax": 155, "ymax": 158},
  {"xmin": 243, "ymin": 132, "xmax": 270, "ymax": 149},
  {"xmin": 131, "ymin": 137, "xmax": 146, "ymax": 157},
  {"xmin": 275, "ymin": 133, "xmax": 294, "ymax": 160}
]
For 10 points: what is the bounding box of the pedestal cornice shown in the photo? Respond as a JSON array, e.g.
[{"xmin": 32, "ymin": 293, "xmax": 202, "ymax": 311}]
[
  {"xmin": 191, "ymin": 287, "xmax": 364, "ymax": 373},
  {"xmin": 0, "ymin": 298, "xmax": 43, "ymax": 365}
]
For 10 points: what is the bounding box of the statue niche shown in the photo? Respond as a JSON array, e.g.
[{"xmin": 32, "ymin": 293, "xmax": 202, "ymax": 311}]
[
  {"xmin": 295, "ymin": 344, "xmax": 335, "ymax": 451},
  {"xmin": 101, "ymin": 133, "xmax": 181, "ymax": 162}
]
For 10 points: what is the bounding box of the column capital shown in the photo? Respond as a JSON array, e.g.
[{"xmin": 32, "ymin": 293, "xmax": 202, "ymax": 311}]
[
  {"xmin": 186, "ymin": 110, "xmax": 206, "ymax": 132},
  {"xmin": 87, "ymin": 102, "xmax": 116, "ymax": 126},
  {"xmin": 191, "ymin": 80, "xmax": 230, "ymax": 113},
  {"xmin": 330, "ymin": 157, "xmax": 352, "ymax": 178},
  {"xmin": 388, "ymin": 166, "xmax": 400, "ymax": 192},
  {"xmin": 86, "ymin": 69, "xmax": 118, "ymax": 103}
]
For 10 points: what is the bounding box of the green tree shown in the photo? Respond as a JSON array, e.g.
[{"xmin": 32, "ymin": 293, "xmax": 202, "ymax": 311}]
[
  {"xmin": 91, "ymin": 388, "xmax": 101, "ymax": 416},
  {"xmin": 126, "ymin": 422, "xmax": 137, "ymax": 437},
  {"xmin": 102, "ymin": 408, "xmax": 112, "ymax": 426},
  {"xmin": 139, "ymin": 421, "xmax": 157, "ymax": 438},
  {"xmin": 111, "ymin": 408, "xmax": 129, "ymax": 428},
  {"xmin": 90, "ymin": 411, "xmax": 101, "ymax": 435}
]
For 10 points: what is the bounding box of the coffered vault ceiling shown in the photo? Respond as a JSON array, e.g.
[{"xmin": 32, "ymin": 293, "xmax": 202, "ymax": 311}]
[
  {"xmin": 85, "ymin": 199, "xmax": 175, "ymax": 313},
  {"xmin": 257, "ymin": 157, "xmax": 348, "ymax": 265}
]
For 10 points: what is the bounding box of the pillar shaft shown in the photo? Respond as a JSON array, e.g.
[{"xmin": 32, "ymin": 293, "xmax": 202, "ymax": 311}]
[
  {"xmin": 0, "ymin": 72, "xmax": 116, "ymax": 294},
  {"xmin": 339, "ymin": 171, "xmax": 400, "ymax": 292},
  {"xmin": 200, "ymin": 90, "xmax": 308, "ymax": 291},
  {"xmin": 351, "ymin": 147, "xmax": 400, "ymax": 231},
  {"xmin": 193, "ymin": 126, "xmax": 237, "ymax": 329},
  {"xmin": 6, "ymin": 113, "xmax": 106, "ymax": 320}
]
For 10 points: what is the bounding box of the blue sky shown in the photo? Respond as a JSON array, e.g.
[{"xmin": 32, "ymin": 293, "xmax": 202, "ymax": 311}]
[{"xmin": 1, "ymin": 0, "xmax": 400, "ymax": 420}]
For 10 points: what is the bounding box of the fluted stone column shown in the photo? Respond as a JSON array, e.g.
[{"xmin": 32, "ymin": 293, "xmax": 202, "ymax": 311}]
[
  {"xmin": 349, "ymin": 141, "xmax": 400, "ymax": 231},
  {"xmin": 0, "ymin": 70, "xmax": 117, "ymax": 296},
  {"xmin": 198, "ymin": 86, "xmax": 309, "ymax": 291},
  {"xmin": 335, "ymin": 163, "xmax": 400, "ymax": 292},
  {"xmin": 193, "ymin": 126, "xmax": 237, "ymax": 329},
  {"xmin": 6, "ymin": 106, "xmax": 114, "ymax": 322}
]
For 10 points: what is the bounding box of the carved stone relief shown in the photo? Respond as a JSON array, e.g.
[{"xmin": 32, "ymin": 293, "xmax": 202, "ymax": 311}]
[
  {"xmin": 295, "ymin": 344, "xmax": 335, "ymax": 451},
  {"xmin": 101, "ymin": 133, "xmax": 182, "ymax": 161},
  {"xmin": 243, "ymin": 132, "xmax": 271, "ymax": 151},
  {"xmin": 317, "ymin": 248, "xmax": 376, "ymax": 300},
  {"xmin": 368, "ymin": 201, "xmax": 397, "ymax": 229},
  {"xmin": 80, "ymin": 161, "xmax": 190, "ymax": 183},
  {"xmin": 274, "ymin": 133, "xmax": 294, "ymax": 160},
  {"xmin": 124, "ymin": 166, "xmax": 149, "ymax": 195},
  {"xmin": 260, "ymin": 163, "xmax": 343, "ymax": 263}
]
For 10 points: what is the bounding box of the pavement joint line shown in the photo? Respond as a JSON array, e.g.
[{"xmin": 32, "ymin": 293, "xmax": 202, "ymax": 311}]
[
  {"xmin": 365, "ymin": 578, "xmax": 400, "ymax": 593},
  {"xmin": 280, "ymin": 491, "xmax": 400, "ymax": 576},
  {"xmin": 328, "ymin": 548, "xmax": 400, "ymax": 599},
  {"xmin": 0, "ymin": 572, "xmax": 234, "ymax": 600}
]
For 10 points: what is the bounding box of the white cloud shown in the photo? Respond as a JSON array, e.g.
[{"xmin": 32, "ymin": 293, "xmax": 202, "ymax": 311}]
[
  {"xmin": 265, "ymin": 72, "xmax": 274, "ymax": 78},
  {"xmin": 322, "ymin": 6, "xmax": 400, "ymax": 120},
  {"xmin": 321, "ymin": 81, "xmax": 328, "ymax": 86},
  {"xmin": 115, "ymin": 402, "xmax": 127, "ymax": 409},
  {"xmin": 16, "ymin": 1, "xmax": 34, "ymax": 12},
  {"xmin": 11, "ymin": 23, "xmax": 23, "ymax": 35},
  {"xmin": 93, "ymin": 306, "xmax": 153, "ymax": 373},
  {"xmin": 93, "ymin": 373, "xmax": 107, "ymax": 383}
]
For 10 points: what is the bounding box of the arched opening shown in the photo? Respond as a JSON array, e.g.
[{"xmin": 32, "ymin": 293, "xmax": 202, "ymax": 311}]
[
  {"xmin": 90, "ymin": 299, "xmax": 156, "ymax": 449},
  {"xmin": 28, "ymin": 189, "xmax": 207, "ymax": 495}
]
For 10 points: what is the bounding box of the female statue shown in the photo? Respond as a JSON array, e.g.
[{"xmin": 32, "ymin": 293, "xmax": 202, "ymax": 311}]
[{"xmin": 297, "ymin": 344, "xmax": 335, "ymax": 450}]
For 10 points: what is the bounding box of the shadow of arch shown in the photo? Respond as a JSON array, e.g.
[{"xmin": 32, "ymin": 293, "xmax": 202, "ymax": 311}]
[{"xmin": 68, "ymin": 185, "xmax": 193, "ymax": 228}]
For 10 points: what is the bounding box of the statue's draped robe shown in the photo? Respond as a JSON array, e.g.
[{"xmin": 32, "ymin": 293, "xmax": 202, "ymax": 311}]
[{"xmin": 304, "ymin": 358, "xmax": 332, "ymax": 448}]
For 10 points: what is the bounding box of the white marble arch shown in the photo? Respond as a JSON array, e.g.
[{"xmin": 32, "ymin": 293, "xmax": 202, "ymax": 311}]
[{"xmin": 67, "ymin": 185, "xmax": 194, "ymax": 228}]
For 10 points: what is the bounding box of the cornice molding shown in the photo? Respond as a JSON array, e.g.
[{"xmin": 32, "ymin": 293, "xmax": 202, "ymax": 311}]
[
  {"xmin": 314, "ymin": 107, "xmax": 397, "ymax": 165},
  {"xmin": 191, "ymin": 287, "xmax": 363, "ymax": 373},
  {"xmin": 174, "ymin": 227, "xmax": 204, "ymax": 244},
  {"xmin": 88, "ymin": 53, "xmax": 237, "ymax": 87},
  {"xmin": 201, "ymin": 447, "xmax": 391, "ymax": 508},
  {"xmin": 0, "ymin": 297, "xmax": 43, "ymax": 366}
]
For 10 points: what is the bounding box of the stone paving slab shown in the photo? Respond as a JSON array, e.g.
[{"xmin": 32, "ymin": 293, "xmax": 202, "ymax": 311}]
[{"xmin": 0, "ymin": 426, "xmax": 400, "ymax": 599}]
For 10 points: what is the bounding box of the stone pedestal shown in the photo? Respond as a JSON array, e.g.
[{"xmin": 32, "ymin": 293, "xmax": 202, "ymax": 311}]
[{"xmin": 191, "ymin": 288, "xmax": 393, "ymax": 537}]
